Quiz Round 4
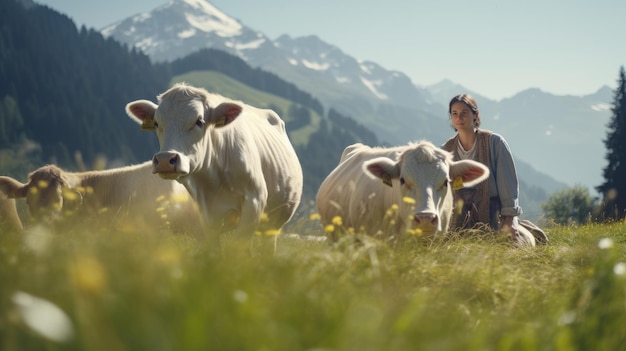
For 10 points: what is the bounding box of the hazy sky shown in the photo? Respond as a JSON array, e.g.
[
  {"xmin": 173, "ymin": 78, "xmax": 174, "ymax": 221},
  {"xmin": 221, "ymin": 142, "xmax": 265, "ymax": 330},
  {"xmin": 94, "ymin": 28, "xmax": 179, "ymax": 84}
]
[{"xmin": 36, "ymin": 0, "xmax": 626, "ymax": 101}]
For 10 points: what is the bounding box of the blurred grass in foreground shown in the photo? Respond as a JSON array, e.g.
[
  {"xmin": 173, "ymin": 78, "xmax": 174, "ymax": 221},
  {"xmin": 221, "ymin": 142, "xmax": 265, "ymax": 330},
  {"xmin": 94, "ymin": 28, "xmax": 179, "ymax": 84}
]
[{"xmin": 0, "ymin": 218, "xmax": 625, "ymax": 351}]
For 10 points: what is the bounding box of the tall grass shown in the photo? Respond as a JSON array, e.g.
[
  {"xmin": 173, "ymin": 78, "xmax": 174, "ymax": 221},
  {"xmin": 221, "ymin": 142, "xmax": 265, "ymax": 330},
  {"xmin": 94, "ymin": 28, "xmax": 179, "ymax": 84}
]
[{"xmin": 1, "ymin": 217, "xmax": 625, "ymax": 351}]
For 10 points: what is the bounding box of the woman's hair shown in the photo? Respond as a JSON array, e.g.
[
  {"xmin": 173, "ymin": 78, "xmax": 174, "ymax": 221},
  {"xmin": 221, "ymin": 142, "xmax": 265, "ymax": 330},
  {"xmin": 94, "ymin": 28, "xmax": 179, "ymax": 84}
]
[{"xmin": 449, "ymin": 93, "xmax": 481, "ymax": 128}]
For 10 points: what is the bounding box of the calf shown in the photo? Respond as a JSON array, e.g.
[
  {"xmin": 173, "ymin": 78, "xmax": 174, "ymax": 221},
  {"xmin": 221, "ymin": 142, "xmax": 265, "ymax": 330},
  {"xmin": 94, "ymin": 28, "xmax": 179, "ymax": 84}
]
[{"xmin": 0, "ymin": 162, "xmax": 200, "ymax": 232}]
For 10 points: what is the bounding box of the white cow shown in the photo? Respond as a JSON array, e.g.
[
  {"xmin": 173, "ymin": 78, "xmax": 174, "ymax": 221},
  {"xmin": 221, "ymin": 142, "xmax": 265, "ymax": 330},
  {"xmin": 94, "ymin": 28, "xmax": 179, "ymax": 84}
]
[
  {"xmin": 316, "ymin": 141, "xmax": 489, "ymax": 239},
  {"xmin": 0, "ymin": 162, "xmax": 200, "ymax": 232},
  {"xmin": 125, "ymin": 83, "xmax": 303, "ymax": 252}
]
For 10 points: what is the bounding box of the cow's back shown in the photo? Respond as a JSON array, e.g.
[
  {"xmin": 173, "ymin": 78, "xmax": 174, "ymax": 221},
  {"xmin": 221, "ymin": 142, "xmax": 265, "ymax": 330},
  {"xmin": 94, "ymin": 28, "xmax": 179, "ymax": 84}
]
[{"xmin": 316, "ymin": 144, "xmax": 404, "ymax": 235}]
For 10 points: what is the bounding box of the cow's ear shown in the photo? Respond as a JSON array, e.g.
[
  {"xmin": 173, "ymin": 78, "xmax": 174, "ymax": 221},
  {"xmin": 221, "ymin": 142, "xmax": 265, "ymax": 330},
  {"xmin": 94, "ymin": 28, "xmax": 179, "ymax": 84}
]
[
  {"xmin": 449, "ymin": 160, "xmax": 490, "ymax": 188},
  {"xmin": 211, "ymin": 102, "xmax": 242, "ymax": 127},
  {"xmin": 364, "ymin": 157, "xmax": 400, "ymax": 187},
  {"xmin": 0, "ymin": 176, "xmax": 29, "ymax": 199},
  {"xmin": 126, "ymin": 100, "xmax": 158, "ymax": 131}
]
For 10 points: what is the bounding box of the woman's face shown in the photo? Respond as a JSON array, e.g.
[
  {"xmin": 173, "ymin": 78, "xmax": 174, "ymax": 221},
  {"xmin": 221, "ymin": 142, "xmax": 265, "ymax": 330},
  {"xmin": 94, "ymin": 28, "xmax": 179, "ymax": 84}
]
[{"xmin": 450, "ymin": 102, "xmax": 475, "ymax": 131}]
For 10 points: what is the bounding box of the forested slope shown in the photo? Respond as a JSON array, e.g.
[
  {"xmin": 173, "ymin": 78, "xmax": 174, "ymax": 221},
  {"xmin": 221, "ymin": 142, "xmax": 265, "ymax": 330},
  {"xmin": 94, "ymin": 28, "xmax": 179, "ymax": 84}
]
[{"xmin": 0, "ymin": 0, "xmax": 379, "ymax": 202}]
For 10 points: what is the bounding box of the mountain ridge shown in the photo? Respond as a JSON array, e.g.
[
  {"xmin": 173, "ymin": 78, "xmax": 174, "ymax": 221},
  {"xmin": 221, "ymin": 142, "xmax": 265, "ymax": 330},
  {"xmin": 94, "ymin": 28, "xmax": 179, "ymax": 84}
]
[{"xmin": 100, "ymin": 0, "xmax": 612, "ymax": 193}]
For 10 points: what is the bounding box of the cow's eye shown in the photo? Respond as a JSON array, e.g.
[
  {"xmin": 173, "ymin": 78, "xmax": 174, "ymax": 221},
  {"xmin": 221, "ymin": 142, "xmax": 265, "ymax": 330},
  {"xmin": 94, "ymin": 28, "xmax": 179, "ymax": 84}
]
[
  {"xmin": 153, "ymin": 122, "xmax": 159, "ymax": 129},
  {"xmin": 195, "ymin": 118, "xmax": 205, "ymax": 128},
  {"xmin": 400, "ymin": 177, "xmax": 411, "ymax": 189},
  {"xmin": 440, "ymin": 179, "xmax": 449, "ymax": 190}
]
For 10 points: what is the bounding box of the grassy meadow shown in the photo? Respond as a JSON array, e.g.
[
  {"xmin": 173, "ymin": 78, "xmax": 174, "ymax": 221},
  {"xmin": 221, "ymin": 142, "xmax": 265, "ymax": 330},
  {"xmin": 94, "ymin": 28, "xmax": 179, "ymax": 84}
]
[{"xmin": 1, "ymin": 211, "xmax": 626, "ymax": 351}]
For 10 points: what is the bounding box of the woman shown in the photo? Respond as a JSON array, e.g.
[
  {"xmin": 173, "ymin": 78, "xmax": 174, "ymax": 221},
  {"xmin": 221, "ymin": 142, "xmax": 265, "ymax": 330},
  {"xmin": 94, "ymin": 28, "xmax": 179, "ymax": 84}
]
[{"xmin": 442, "ymin": 94, "xmax": 540, "ymax": 246}]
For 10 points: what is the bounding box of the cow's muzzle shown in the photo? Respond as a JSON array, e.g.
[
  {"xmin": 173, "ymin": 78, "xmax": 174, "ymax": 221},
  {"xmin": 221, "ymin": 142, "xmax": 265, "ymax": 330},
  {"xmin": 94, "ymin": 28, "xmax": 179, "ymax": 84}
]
[
  {"xmin": 412, "ymin": 212, "xmax": 440, "ymax": 233},
  {"xmin": 152, "ymin": 151, "xmax": 188, "ymax": 179}
]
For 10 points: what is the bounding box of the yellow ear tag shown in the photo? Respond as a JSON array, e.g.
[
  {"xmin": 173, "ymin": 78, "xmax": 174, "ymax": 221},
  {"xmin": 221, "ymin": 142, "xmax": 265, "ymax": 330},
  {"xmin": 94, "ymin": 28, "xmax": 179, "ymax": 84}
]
[
  {"xmin": 141, "ymin": 115, "xmax": 156, "ymax": 131},
  {"xmin": 382, "ymin": 174, "xmax": 393, "ymax": 187},
  {"xmin": 214, "ymin": 116, "xmax": 226, "ymax": 127},
  {"xmin": 452, "ymin": 176, "xmax": 464, "ymax": 191}
]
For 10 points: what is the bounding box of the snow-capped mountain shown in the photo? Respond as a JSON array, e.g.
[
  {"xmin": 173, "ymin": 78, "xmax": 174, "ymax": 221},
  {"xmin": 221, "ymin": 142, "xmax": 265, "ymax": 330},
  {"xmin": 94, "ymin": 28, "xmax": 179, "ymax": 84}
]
[
  {"xmin": 265, "ymin": 34, "xmax": 431, "ymax": 111},
  {"xmin": 102, "ymin": 0, "xmax": 613, "ymax": 191},
  {"xmin": 102, "ymin": 0, "xmax": 274, "ymax": 63},
  {"xmin": 102, "ymin": 0, "xmax": 433, "ymax": 116}
]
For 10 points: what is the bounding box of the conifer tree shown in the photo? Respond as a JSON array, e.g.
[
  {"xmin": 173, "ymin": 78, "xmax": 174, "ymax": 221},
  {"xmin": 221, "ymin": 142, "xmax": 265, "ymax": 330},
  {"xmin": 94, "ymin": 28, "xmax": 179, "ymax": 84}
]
[{"xmin": 596, "ymin": 66, "xmax": 626, "ymax": 220}]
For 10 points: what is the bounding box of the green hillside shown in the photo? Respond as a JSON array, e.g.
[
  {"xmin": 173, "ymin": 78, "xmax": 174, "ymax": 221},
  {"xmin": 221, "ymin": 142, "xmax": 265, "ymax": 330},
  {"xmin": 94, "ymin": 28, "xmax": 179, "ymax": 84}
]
[{"xmin": 171, "ymin": 71, "xmax": 322, "ymax": 146}]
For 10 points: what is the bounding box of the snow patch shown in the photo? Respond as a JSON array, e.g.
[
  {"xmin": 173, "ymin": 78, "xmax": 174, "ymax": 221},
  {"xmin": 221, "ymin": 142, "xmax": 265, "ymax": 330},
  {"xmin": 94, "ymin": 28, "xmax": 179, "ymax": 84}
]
[
  {"xmin": 183, "ymin": 0, "xmax": 223, "ymax": 14},
  {"xmin": 360, "ymin": 63, "xmax": 372, "ymax": 75},
  {"xmin": 288, "ymin": 58, "xmax": 298, "ymax": 66},
  {"xmin": 591, "ymin": 103, "xmax": 611, "ymax": 111},
  {"xmin": 136, "ymin": 37, "xmax": 159, "ymax": 50},
  {"xmin": 178, "ymin": 28, "xmax": 196, "ymax": 39},
  {"xmin": 185, "ymin": 13, "xmax": 242, "ymax": 37},
  {"xmin": 360, "ymin": 77, "xmax": 388, "ymax": 100},
  {"xmin": 226, "ymin": 38, "xmax": 265, "ymax": 50},
  {"xmin": 336, "ymin": 77, "xmax": 351, "ymax": 84},
  {"xmin": 101, "ymin": 24, "xmax": 118, "ymax": 37},
  {"xmin": 302, "ymin": 60, "xmax": 330, "ymax": 71}
]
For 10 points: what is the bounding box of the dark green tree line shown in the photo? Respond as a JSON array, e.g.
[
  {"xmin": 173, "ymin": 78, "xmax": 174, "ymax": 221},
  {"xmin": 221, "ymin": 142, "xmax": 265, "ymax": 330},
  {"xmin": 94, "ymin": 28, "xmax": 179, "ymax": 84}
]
[
  {"xmin": 596, "ymin": 66, "xmax": 626, "ymax": 220},
  {"xmin": 0, "ymin": 0, "xmax": 170, "ymax": 169}
]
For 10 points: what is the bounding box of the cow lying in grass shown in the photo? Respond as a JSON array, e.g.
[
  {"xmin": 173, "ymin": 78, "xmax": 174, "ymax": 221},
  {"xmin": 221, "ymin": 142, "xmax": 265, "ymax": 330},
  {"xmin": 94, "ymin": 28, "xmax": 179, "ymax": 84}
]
[
  {"xmin": 0, "ymin": 162, "xmax": 201, "ymax": 233},
  {"xmin": 316, "ymin": 141, "xmax": 491, "ymax": 240}
]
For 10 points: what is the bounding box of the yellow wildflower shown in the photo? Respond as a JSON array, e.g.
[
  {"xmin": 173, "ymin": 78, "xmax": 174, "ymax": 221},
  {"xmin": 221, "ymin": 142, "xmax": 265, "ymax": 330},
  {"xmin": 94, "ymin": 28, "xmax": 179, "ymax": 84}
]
[
  {"xmin": 155, "ymin": 246, "xmax": 181, "ymax": 265},
  {"xmin": 68, "ymin": 256, "xmax": 107, "ymax": 295},
  {"xmin": 171, "ymin": 193, "xmax": 189, "ymax": 203},
  {"xmin": 260, "ymin": 213, "xmax": 269, "ymax": 222},
  {"xmin": 402, "ymin": 197, "xmax": 415, "ymax": 204},
  {"xmin": 62, "ymin": 188, "xmax": 79, "ymax": 201},
  {"xmin": 264, "ymin": 229, "xmax": 281, "ymax": 236},
  {"xmin": 406, "ymin": 228, "xmax": 423, "ymax": 236},
  {"xmin": 455, "ymin": 199, "xmax": 464, "ymax": 215},
  {"xmin": 331, "ymin": 216, "xmax": 342, "ymax": 226}
]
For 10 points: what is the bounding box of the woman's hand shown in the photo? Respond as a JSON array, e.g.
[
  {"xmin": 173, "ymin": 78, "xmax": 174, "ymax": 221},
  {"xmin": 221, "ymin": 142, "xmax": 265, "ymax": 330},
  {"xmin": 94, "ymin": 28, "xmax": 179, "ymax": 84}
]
[
  {"xmin": 500, "ymin": 216, "xmax": 518, "ymax": 238},
  {"xmin": 501, "ymin": 216, "xmax": 534, "ymax": 246}
]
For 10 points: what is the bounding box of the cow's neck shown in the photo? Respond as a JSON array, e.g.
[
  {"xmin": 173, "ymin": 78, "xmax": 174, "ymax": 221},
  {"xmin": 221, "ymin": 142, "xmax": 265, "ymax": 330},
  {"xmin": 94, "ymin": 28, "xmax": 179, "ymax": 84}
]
[{"xmin": 180, "ymin": 148, "xmax": 248, "ymax": 233}]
